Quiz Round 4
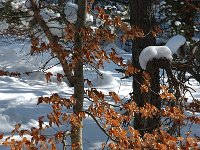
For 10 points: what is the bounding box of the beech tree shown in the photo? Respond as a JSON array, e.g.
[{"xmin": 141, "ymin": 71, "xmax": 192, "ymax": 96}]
[
  {"xmin": 0, "ymin": 0, "xmax": 200, "ymax": 150},
  {"xmin": 70, "ymin": 0, "xmax": 86, "ymax": 149}
]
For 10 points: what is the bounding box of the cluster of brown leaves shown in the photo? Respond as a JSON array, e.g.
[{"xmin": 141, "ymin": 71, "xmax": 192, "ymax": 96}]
[
  {"xmin": 151, "ymin": 26, "xmax": 163, "ymax": 37},
  {"xmin": 162, "ymin": 106, "xmax": 185, "ymax": 124},
  {"xmin": 140, "ymin": 103, "xmax": 159, "ymax": 119},
  {"xmin": 0, "ymin": 69, "xmax": 66, "ymax": 84},
  {"xmin": 109, "ymin": 49, "xmax": 125, "ymax": 67},
  {"xmin": 123, "ymin": 101, "xmax": 139, "ymax": 116},
  {"xmin": 120, "ymin": 26, "xmax": 144, "ymax": 43},
  {"xmin": 0, "ymin": 70, "xmax": 21, "ymax": 77},
  {"xmin": 86, "ymin": 88, "xmax": 199, "ymax": 149},
  {"xmin": 37, "ymin": 93, "xmax": 85, "ymax": 129},
  {"xmin": 63, "ymin": 9, "xmax": 147, "ymax": 71},
  {"xmin": 124, "ymin": 65, "xmax": 140, "ymax": 76},
  {"xmin": 31, "ymin": 37, "xmax": 50, "ymax": 54},
  {"xmin": 37, "ymin": 93, "xmax": 75, "ymax": 109},
  {"xmin": 186, "ymin": 116, "xmax": 200, "ymax": 124},
  {"xmin": 64, "ymin": 23, "xmax": 76, "ymax": 41},
  {"xmin": 86, "ymin": 89, "xmax": 179, "ymax": 149},
  {"xmin": 1, "ymin": 123, "xmax": 57, "ymax": 150},
  {"xmin": 44, "ymin": 72, "xmax": 65, "ymax": 83},
  {"xmin": 160, "ymin": 85, "xmax": 176, "ymax": 101},
  {"xmin": 186, "ymin": 99, "xmax": 200, "ymax": 113},
  {"xmin": 1, "ymin": 2, "xmax": 199, "ymax": 150},
  {"xmin": 1, "ymin": 87, "xmax": 199, "ymax": 149},
  {"xmin": 108, "ymin": 128, "xmax": 200, "ymax": 150},
  {"xmin": 0, "ymin": 93, "xmax": 86, "ymax": 149},
  {"xmin": 139, "ymin": 72, "xmax": 151, "ymax": 93}
]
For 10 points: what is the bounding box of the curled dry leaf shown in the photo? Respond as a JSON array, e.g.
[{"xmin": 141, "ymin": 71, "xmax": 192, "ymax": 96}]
[
  {"xmin": 109, "ymin": 92, "xmax": 121, "ymax": 104},
  {"xmin": 45, "ymin": 72, "xmax": 53, "ymax": 83},
  {"xmin": 0, "ymin": 133, "xmax": 3, "ymax": 140},
  {"xmin": 140, "ymin": 84, "xmax": 149, "ymax": 93},
  {"xmin": 57, "ymin": 73, "xmax": 64, "ymax": 82}
]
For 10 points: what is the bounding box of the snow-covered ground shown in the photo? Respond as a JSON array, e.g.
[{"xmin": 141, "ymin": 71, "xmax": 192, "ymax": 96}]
[
  {"xmin": 0, "ymin": 36, "xmax": 132, "ymax": 149},
  {"xmin": 0, "ymin": 35, "xmax": 199, "ymax": 149}
]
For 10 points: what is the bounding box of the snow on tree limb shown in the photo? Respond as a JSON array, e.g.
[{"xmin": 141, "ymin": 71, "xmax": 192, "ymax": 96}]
[
  {"xmin": 165, "ymin": 34, "xmax": 186, "ymax": 55},
  {"xmin": 139, "ymin": 46, "xmax": 173, "ymax": 70}
]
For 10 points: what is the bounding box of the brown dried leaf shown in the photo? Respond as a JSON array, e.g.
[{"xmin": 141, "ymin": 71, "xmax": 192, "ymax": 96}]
[
  {"xmin": 0, "ymin": 133, "xmax": 3, "ymax": 140},
  {"xmin": 109, "ymin": 92, "xmax": 121, "ymax": 104},
  {"xmin": 45, "ymin": 72, "xmax": 53, "ymax": 83},
  {"xmin": 140, "ymin": 84, "xmax": 148, "ymax": 93},
  {"xmin": 57, "ymin": 73, "xmax": 64, "ymax": 82}
]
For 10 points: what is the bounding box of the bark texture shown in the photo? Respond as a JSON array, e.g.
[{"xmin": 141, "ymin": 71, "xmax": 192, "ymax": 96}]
[
  {"xmin": 129, "ymin": 0, "xmax": 160, "ymax": 135},
  {"xmin": 70, "ymin": 0, "xmax": 86, "ymax": 149}
]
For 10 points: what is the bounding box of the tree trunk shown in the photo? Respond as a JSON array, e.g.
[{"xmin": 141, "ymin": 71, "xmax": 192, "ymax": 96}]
[
  {"xmin": 145, "ymin": 60, "xmax": 162, "ymax": 133},
  {"xmin": 129, "ymin": 0, "xmax": 159, "ymax": 135},
  {"xmin": 70, "ymin": 0, "xmax": 86, "ymax": 149},
  {"xmin": 30, "ymin": 0, "xmax": 74, "ymax": 86}
]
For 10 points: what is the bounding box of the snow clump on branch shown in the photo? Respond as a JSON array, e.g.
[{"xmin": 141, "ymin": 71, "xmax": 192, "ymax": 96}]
[
  {"xmin": 139, "ymin": 46, "xmax": 173, "ymax": 70},
  {"xmin": 165, "ymin": 34, "xmax": 186, "ymax": 55}
]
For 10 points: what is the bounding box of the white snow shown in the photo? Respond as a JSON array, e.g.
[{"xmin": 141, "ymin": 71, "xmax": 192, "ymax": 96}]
[
  {"xmin": 64, "ymin": 2, "xmax": 78, "ymax": 23},
  {"xmin": 47, "ymin": 22, "xmax": 64, "ymax": 37},
  {"xmin": 96, "ymin": 18, "xmax": 104, "ymax": 27},
  {"xmin": 86, "ymin": 13, "xmax": 94, "ymax": 24},
  {"xmin": 0, "ymin": 36, "xmax": 132, "ymax": 149},
  {"xmin": 0, "ymin": 21, "xmax": 8, "ymax": 31},
  {"xmin": 165, "ymin": 34, "xmax": 186, "ymax": 54},
  {"xmin": 64, "ymin": 2, "xmax": 93, "ymax": 23},
  {"xmin": 192, "ymin": 37, "xmax": 199, "ymax": 42},
  {"xmin": 0, "ymin": 34, "xmax": 199, "ymax": 149},
  {"xmin": 139, "ymin": 46, "xmax": 173, "ymax": 70},
  {"xmin": 175, "ymin": 21, "xmax": 181, "ymax": 26},
  {"xmin": 90, "ymin": 72, "xmax": 119, "ymax": 88},
  {"xmin": 40, "ymin": 8, "xmax": 60, "ymax": 21}
]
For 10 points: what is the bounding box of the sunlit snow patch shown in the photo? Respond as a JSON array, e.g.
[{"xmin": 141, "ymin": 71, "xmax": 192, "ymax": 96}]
[
  {"xmin": 91, "ymin": 72, "xmax": 119, "ymax": 87},
  {"xmin": 139, "ymin": 46, "xmax": 173, "ymax": 70},
  {"xmin": 64, "ymin": 2, "xmax": 93, "ymax": 23},
  {"xmin": 165, "ymin": 34, "xmax": 186, "ymax": 54}
]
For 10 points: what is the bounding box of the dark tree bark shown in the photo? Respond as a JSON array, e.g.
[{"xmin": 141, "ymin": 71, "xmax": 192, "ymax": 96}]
[
  {"xmin": 70, "ymin": 0, "xmax": 86, "ymax": 149},
  {"xmin": 129, "ymin": 0, "xmax": 160, "ymax": 135},
  {"xmin": 145, "ymin": 60, "xmax": 163, "ymax": 133}
]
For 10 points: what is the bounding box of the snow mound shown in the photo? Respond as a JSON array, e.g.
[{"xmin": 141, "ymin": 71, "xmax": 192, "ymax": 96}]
[
  {"xmin": 165, "ymin": 34, "xmax": 186, "ymax": 54},
  {"xmin": 139, "ymin": 46, "xmax": 173, "ymax": 70},
  {"xmin": 91, "ymin": 73, "xmax": 119, "ymax": 87},
  {"xmin": 0, "ymin": 115, "xmax": 14, "ymax": 132}
]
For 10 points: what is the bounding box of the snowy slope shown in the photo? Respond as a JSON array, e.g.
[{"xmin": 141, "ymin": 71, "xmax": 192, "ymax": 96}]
[
  {"xmin": 0, "ymin": 36, "xmax": 132, "ymax": 149},
  {"xmin": 0, "ymin": 36, "xmax": 199, "ymax": 149}
]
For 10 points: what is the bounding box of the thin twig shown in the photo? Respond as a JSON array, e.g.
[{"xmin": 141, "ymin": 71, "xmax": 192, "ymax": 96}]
[{"xmin": 84, "ymin": 110, "xmax": 119, "ymax": 143}]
